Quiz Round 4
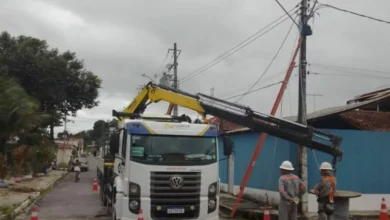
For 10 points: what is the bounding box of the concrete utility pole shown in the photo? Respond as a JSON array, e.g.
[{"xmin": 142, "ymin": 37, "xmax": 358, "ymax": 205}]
[
  {"xmin": 210, "ymin": 87, "xmax": 215, "ymax": 104},
  {"xmin": 169, "ymin": 43, "xmax": 181, "ymax": 117},
  {"xmin": 307, "ymin": 93, "xmax": 323, "ymax": 112},
  {"xmin": 298, "ymin": 0, "xmax": 312, "ymax": 216}
]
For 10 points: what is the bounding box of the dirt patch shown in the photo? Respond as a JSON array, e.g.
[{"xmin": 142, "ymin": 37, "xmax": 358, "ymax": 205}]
[{"xmin": 0, "ymin": 189, "xmax": 9, "ymax": 197}]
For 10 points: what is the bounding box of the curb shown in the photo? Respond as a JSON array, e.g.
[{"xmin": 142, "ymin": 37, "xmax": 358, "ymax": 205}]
[{"xmin": 0, "ymin": 171, "xmax": 68, "ymax": 220}]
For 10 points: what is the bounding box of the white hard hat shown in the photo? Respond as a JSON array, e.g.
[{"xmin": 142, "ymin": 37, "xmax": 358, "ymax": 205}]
[
  {"xmin": 319, "ymin": 162, "xmax": 333, "ymax": 170},
  {"xmin": 280, "ymin": 160, "xmax": 294, "ymax": 170}
]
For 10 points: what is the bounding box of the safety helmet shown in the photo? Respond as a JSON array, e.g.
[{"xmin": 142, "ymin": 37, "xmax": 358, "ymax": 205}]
[
  {"xmin": 279, "ymin": 160, "xmax": 294, "ymax": 170},
  {"xmin": 319, "ymin": 162, "xmax": 333, "ymax": 170}
]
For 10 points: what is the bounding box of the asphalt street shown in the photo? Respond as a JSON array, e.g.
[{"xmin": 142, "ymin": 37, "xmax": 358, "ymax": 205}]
[
  {"xmin": 17, "ymin": 156, "xmax": 108, "ymax": 220},
  {"xmin": 17, "ymin": 156, "xmax": 239, "ymax": 220}
]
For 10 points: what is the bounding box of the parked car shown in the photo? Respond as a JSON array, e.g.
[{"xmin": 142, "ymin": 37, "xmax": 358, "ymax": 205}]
[{"xmin": 69, "ymin": 157, "xmax": 89, "ymax": 172}]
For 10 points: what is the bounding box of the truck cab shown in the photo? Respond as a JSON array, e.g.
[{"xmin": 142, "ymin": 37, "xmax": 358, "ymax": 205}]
[{"xmin": 109, "ymin": 115, "xmax": 226, "ymax": 220}]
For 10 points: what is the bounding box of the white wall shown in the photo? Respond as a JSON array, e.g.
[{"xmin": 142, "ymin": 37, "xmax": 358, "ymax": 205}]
[{"xmin": 56, "ymin": 148, "xmax": 72, "ymax": 165}]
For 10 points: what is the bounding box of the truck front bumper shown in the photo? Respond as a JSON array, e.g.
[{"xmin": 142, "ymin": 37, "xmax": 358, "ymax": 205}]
[{"xmin": 115, "ymin": 194, "xmax": 220, "ymax": 220}]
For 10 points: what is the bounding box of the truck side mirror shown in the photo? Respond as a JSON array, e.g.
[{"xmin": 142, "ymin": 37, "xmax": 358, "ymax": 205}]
[
  {"xmin": 222, "ymin": 136, "xmax": 233, "ymax": 156},
  {"xmin": 109, "ymin": 132, "xmax": 120, "ymax": 155}
]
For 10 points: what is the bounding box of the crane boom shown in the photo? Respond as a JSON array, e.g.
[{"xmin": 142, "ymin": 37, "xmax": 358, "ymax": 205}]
[{"xmin": 121, "ymin": 82, "xmax": 343, "ymax": 159}]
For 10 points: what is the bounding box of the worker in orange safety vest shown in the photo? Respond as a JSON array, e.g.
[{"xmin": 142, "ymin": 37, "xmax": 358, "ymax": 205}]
[
  {"xmin": 278, "ymin": 160, "xmax": 307, "ymax": 220},
  {"xmin": 313, "ymin": 162, "xmax": 336, "ymax": 220}
]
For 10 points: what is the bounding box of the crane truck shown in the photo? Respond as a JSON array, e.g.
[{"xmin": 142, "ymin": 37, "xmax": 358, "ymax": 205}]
[{"xmin": 97, "ymin": 82, "xmax": 343, "ymax": 220}]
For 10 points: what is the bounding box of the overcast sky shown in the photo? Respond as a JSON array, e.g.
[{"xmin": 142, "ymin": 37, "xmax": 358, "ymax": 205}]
[{"xmin": 1, "ymin": 0, "xmax": 390, "ymax": 135}]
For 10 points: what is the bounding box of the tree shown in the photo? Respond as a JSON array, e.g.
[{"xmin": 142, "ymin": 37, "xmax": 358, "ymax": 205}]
[
  {"xmin": 90, "ymin": 120, "xmax": 108, "ymax": 141},
  {"xmin": 0, "ymin": 31, "xmax": 102, "ymax": 140},
  {"xmin": 57, "ymin": 131, "xmax": 71, "ymax": 140},
  {"xmin": 0, "ymin": 76, "xmax": 50, "ymax": 153},
  {"xmin": 72, "ymin": 130, "xmax": 93, "ymax": 148}
]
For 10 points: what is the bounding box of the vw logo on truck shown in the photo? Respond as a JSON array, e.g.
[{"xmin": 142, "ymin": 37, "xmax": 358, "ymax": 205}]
[{"xmin": 170, "ymin": 175, "xmax": 184, "ymax": 189}]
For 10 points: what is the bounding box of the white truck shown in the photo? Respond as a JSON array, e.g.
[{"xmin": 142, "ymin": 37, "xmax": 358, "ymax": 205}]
[
  {"xmin": 98, "ymin": 82, "xmax": 343, "ymax": 220},
  {"xmin": 104, "ymin": 113, "xmax": 227, "ymax": 220}
]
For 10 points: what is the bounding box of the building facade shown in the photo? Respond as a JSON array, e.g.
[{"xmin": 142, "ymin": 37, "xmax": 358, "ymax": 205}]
[{"xmin": 215, "ymin": 88, "xmax": 390, "ymax": 212}]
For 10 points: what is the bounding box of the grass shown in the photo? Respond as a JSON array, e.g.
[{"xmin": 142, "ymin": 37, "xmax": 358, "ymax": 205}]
[{"xmin": 0, "ymin": 204, "xmax": 17, "ymax": 218}]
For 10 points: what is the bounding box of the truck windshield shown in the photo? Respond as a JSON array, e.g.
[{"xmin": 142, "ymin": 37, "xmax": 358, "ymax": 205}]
[{"xmin": 130, "ymin": 134, "xmax": 217, "ymax": 165}]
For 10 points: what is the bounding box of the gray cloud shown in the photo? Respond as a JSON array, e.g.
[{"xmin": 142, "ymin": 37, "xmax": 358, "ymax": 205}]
[{"xmin": 1, "ymin": 0, "xmax": 390, "ymax": 135}]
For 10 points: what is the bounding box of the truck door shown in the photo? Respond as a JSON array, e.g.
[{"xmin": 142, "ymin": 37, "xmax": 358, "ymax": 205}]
[
  {"xmin": 116, "ymin": 129, "xmax": 127, "ymax": 179},
  {"xmin": 114, "ymin": 130, "xmax": 124, "ymax": 176}
]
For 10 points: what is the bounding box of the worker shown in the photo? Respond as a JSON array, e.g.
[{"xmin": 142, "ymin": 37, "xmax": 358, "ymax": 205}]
[
  {"xmin": 313, "ymin": 162, "xmax": 336, "ymax": 220},
  {"xmin": 278, "ymin": 160, "xmax": 307, "ymax": 220}
]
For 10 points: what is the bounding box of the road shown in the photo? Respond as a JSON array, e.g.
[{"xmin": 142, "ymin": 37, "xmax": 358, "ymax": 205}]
[
  {"xmin": 17, "ymin": 156, "xmax": 108, "ymax": 220},
  {"xmin": 17, "ymin": 156, "xmax": 239, "ymax": 220}
]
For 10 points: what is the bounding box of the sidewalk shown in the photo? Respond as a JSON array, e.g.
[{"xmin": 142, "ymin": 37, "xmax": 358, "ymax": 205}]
[
  {"xmin": 0, "ymin": 170, "xmax": 67, "ymax": 220},
  {"xmin": 219, "ymin": 193, "xmax": 384, "ymax": 220}
]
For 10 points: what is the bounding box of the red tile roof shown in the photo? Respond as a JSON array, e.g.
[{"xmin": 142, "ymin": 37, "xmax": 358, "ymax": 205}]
[{"xmin": 339, "ymin": 111, "xmax": 390, "ymax": 131}]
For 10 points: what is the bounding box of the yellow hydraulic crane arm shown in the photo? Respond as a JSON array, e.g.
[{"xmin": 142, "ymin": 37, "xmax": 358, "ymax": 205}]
[
  {"xmin": 118, "ymin": 82, "xmax": 343, "ymax": 160},
  {"xmin": 122, "ymin": 83, "xmax": 205, "ymax": 117}
]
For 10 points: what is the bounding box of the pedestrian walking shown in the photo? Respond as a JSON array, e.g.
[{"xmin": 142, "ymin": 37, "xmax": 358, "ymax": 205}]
[
  {"xmin": 278, "ymin": 160, "xmax": 307, "ymax": 220},
  {"xmin": 313, "ymin": 162, "xmax": 336, "ymax": 220}
]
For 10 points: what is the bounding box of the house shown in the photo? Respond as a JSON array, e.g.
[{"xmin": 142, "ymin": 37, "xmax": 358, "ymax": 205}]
[
  {"xmin": 215, "ymin": 88, "xmax": 390, "ymax": 212},
  {"xmin": 54, "ymin": 137, "xmax": 84, "ymax": 166}
]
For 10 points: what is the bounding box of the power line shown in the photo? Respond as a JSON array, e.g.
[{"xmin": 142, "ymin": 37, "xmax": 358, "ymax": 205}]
[
  {"xmin": 310, "ymin": 62, "xmax": 390, "ymax": 75},
  {"xmin": 217, "ymin": 71, "xmax": 287, "ymax": 98},
  {"xmin": 311, "ymin": 71, "xmax": 390, "ymax": 80},
  {"xmin": 274, "ymin": 0, "xmax": 300, "ymax": 27},
  {"xmin": 223, "ymin": 81, "xmax": 283, "ymax": 100},
  {"xmin": 234, "ymin": 15, "xmax": 297, "ymax": 103},
  {"xmin": 179, "ymin": 7, "xmax": 298, "ymax": 84},
  {"xmin": 308, "ymin": 0, "xmax": 319, "ymax": 20},
  {"xmin": 154, "ymin": 50, "xmax": 171, "ymax": 78},
  {"xmin": 319, "ymin": 3, "xmax": 390, "ymax": 25}
]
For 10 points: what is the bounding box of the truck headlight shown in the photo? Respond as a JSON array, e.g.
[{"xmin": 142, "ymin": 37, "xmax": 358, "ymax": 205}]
[
  {"xmin": 128, "ymin": 182, "xmax": 140, "ymax": 196},
  {"xmin": 208, "ymin": 182, "xmax": 217, "ymax": 196},
  {"xmin": 208, "ymin": 199, "xmax": 216, "ymax": 209},
  {"xmin": 129, "ymin": 200, "xmax": 139, "ymax": 210},
  {"xmin": 130, "ymin": 184, "xmax": 138, "ymax": 194},
  {"xmin": 209, "ymin": 184, "xmax": 216, "ymax": 194},
  {"xmin": 208, "ymin": 199, "xmax": 217, "ymax": 213}
]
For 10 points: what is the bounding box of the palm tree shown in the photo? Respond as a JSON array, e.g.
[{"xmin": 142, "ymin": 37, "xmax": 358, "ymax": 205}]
[{"xmin": 0, "ymin": 76, "xmax": 50, "ymax": 153}]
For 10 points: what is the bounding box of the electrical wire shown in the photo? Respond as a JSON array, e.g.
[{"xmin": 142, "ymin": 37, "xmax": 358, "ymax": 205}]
[
  {"xmin": 285, "ymin": 26, "xmax": 300, "ymax": 117},
  {"xmin": 307, "ymin": 0, "xmax": 319, "ymax": 22},
  {"xmin": 311, "ymin": 71, "xmax": 390, "ymax": 80},
  {"xmin": 217, "ymin": 71, "xmax": 287, "ymax": 98},
  {"xmin": 318, "ymin": 3, "xmax": 390, "ymax": 25},
  {"xmin": 223, "ymin": 81, "xmax": 283, "ymax": 100},
  {"xmin": 154, "ymin": 50, "xmax": 171, "ymax": 78},
  {"xmin": 234, "ymin": 15, "xmax": 297, "ymax": 103},
  {"xmin": 310, "ymin": 63, "xmax": 390, "ymax": 75},
  {"xmin": 179, "ymin": 7, "xmax": 298, "ymax": 84},
  {"xmin": 274, "ymin": 0, "xmax": 300, "ymax": 27}
]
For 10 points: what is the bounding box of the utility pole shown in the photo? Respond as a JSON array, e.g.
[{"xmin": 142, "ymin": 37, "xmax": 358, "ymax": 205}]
[
  {"xmin": 210, "ymin": 87, "xmax": 215, "ymax": 104},
  {"xmin": 307, "ymin": 93, "xmax": 323, "ymax": 112},
  {"xmin": 298, "ymin": 0, "xmax": 312, "ymax": 216},
  {"xmin": 169, "ymin": 43, "xmax": 181, "ymax": 117},
  {"xmin": 64, "ymin": 115, "xmax": 67, "ymax": 133}
]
